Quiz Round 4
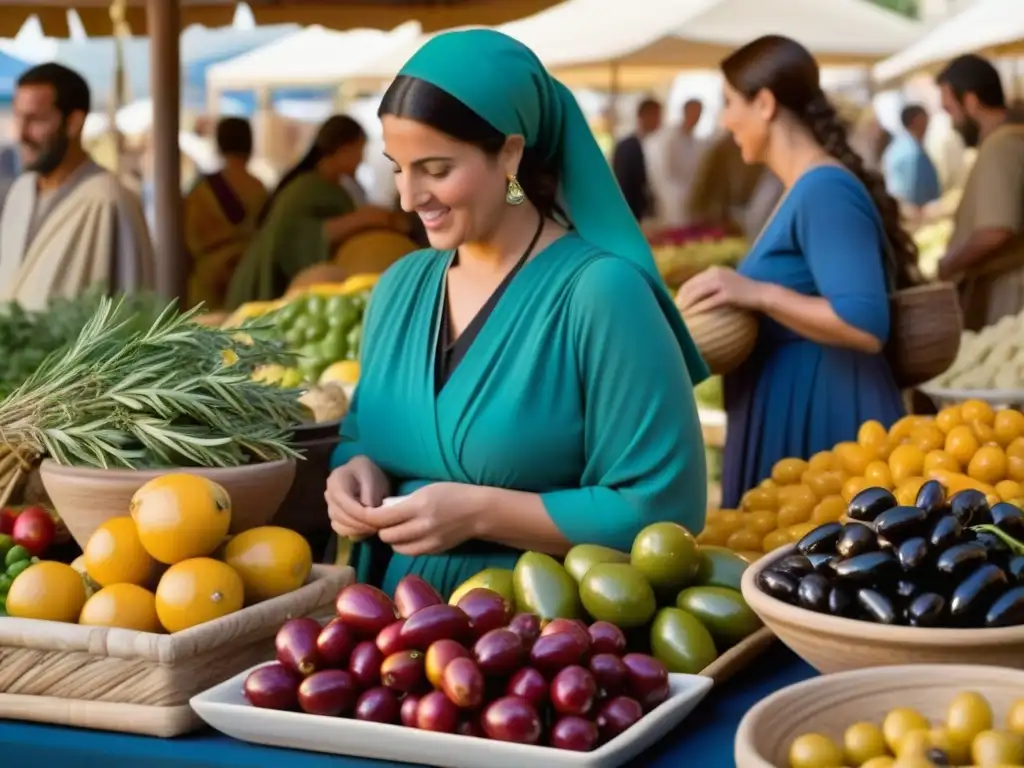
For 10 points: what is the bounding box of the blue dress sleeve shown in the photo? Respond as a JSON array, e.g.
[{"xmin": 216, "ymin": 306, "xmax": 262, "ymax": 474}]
[
  {"xmin": 793, "ymin": 170, "xmax": 891, "ymax": 343},
  {"xmin": 540, "ymin": 257, "xmax": 707, "ymax": 549}
]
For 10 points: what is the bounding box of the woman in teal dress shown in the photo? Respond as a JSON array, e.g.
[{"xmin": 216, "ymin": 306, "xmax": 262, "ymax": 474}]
[
  {"xmin": 326, "ymin": 29, "xmax": 710, "ymax": 599},
  {"xmin": 676, "ymin": 36, "xmax": 918, "ymax": 508}
]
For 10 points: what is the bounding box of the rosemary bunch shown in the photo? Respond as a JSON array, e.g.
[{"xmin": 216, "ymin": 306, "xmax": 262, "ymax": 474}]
[{"xmin": 0, "ymin": 296, "xmax": 306, "ymax": 469}]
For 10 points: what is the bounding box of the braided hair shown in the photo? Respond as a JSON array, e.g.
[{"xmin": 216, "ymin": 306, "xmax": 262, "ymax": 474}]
[{"xmin": 721, "ymin": 35, "xmax": 919, "ymax": 289}]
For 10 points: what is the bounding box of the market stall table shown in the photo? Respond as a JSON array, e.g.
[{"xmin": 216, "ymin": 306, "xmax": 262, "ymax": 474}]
[{"xmin": 0, "ymin": 644, "xmax": 813, "ymax": 767}]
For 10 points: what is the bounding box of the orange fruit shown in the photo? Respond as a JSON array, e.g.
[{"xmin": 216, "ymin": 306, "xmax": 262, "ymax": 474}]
[
  {"xmin": 762, "ymin": 529, "xmax": 792, "ymax": 552},
  {"xmin": 742, "ymin": 510, "xmax": 778, "ymax": 536},
  {"xmin": 858, "ymin": 420, "xmax": 889, "ymax": 451},
  {"xmin": 864, "ymin": 460, "xmax": 894, "ymax": 490},
  {"xmin": 811, "ymin": 496, "xmax": 847, "ymax": 524},
  {"xmin": 758, "ymin": 478, "xmax": 776, "ymax": 489},
  {"xmin": 223, "ymin": 526, "xmax": 313, "ymax": 603},
  {"xmin": 808, "ymin": 451, "xmax": 837, "ymax": 472},
  {"xmin": 777, "ymin": 505, "xmax": 812, "ymax": 528},
  {"xmin": 725, "ymin": 529, "xmax": 763, "ymax": 552},
  {"xmin": 889, "ymin": 416, "xmax": 929, "ymax": 442},
  {"xmin": 945, "ymin": 426, "xmax": 981, "ymax": 466},
  {"xmin": 967, "ymin": 445, "xmax": 1008, "ymax": 485},
  {"xmin": 961, "ymin": 399, "xmax": 995, "ymax": 425},
  {"xmin": 994, "ymin": 409, "xmax": 1024, "ymax": 447},
  {"xmin": 79, "ymin": 584, "xmax": 161, "ymax": 632},
  {"xmin": 1009, "ymin": 456, "xmax": 1024, "ymax": 483},
  {"xmin": 741, "ymin": 485, "xmax": 778, "ymax": 512},
  {"xmin": 130, "ymin": 473, "xmax": 232, "ymax": 565},
  {"xmin": 924, "ymin": 450, "xmax": 960, "ymax": 475},
  {"xmin": 804, "ymin": 471, "xmax": 844, "ymax": 499},
  {"xmin": 834, "ymin": 442, "xmax": 874, "ymax": 476},
  {"xmin": 889, "ymin": 445, "xmax": 926, "ymax": 484},
  {"xmin": 935, "ymin": 406, "xmax": 964, "ymax": 434},
  {"xmin": 895, "ymin": 477, "xmax": 927, "ymax": 507},
  {"xmin": 910, "ymin": 425, "xmax": 946, "ymax": 453},
  {"xmin": 154, "ymin": 558, "xmax": 244, "ymax": 633},
  {"xmin": 842, "ymin": 476, "xmax": 871, "ymax": 504},
  {"xmin": 995, "ymin": 480, "xmax": 1024, "ymax": 502},
  {"xmin": 5, "ymin": 562, "xmax": 86, "ymax": 623},
  {"xmin": 1008, "ymin": 437, "xmax": 1024, "ymax": 460},
  {"xmin": 696, "ymin": 523, "xmax": 730, "ymax": 547},
  {"xmin": 971, "ymin": 420, "xmax": 998, "ymax": 445},
  {"xmin": 83, "ymin": 516, "xmax": 157, "ymax": 587},
  {"xmin": 777, "ymin": 485, "xmax": 818, "ymax": 512},
  {"xmin": 714, "ymin": 510, "xmax": 745, "ymax": 534},
  {"xmin": 771, "ymin": 458, "xmax": 809, "ymax": 486}
]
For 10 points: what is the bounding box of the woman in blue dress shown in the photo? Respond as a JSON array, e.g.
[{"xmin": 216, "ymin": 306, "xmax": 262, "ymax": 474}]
[{"xmin": 676, "ymin": 36, "xmax": 918, "ymax": 508}]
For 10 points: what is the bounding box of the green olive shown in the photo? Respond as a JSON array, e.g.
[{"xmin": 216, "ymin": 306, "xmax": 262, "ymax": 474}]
[
  {"xmin": 788, "ymin": 732, "xmax": 844, "ymax": 768},
  {"xmin": 947, "ymin": 690, "xmax": 994, "ymax": 747},
  {"xmin": 971, "ymin": 729, "xmax": 1024, "ymax": 766},
  {"xmin": 882, "ymin": 708, "xmax": 930, "ymax": 753},
  {"xmin": 843, "ymin": 721, "xmax": 887, "ymax": 765}
]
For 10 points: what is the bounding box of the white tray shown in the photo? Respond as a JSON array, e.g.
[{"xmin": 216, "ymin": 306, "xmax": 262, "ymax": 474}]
[
  {"xmin": 191, "ymin": 662, "xmax": 713, "ymax": 768},
  {"xmin": 919, "ymin": 385, "xmax": 1024, "ymax": 407}
]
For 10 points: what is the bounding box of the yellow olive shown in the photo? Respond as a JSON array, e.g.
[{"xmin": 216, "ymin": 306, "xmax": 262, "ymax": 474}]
[
  {"xmin": 860, "ymin": 757, "xmax": 895, "ymax": 768},
  {"xmin": 947, "ymin": 690, "xmax": 994, "ymax": 747},
  {"xmin": 1007, "ymin": 698, "xmax": 1024, "ymax": 735},
  {"xmin": 891, "ymin": 758, "xmax": 937, "ymax": 768},
  {"xmin": 883, "ymin": 708, "xmax": 931, "ymax": 753},
  {"xmin": 844, "ymin": 721, "xmax": 888, "ymax": 765},
  {"xmin": 971, "ymin": 729, "xmax": 1024, "ymax": 766},
  {"xmin": 788, "ymin": 732, "xmax": 844, "ymax": 768}
]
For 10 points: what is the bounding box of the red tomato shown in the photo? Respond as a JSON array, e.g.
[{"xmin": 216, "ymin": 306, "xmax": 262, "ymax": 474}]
[
  {"xmin": 0, "ymin": 507, "xmax": 18, "ymax": 535},
  {"xmin": 11, "ymin": 506, "xmax": 56, "ymax": 556}
]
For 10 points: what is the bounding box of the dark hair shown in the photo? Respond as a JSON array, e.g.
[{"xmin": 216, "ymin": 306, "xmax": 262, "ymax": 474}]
[
  {"xmin": 258, "ymin": 114, "xmax": 366, "ymax": 226},
  {"xmin": 721, "ymin": 35, "xmax": 918, "ymax": 289},
  {"xmin": 937, "ymin": 54, "xmax": 1005, "ymax": 110},
  {"xmin": 17, "ymin": 62, "xmax": 90, "ymax": 117},
  {"xmin": 379, "ymin": 75, "xmax": 566, "ymax": 222},
  {"xmin": 637, "ymin": 98, "xmax": 661, "ymax": 116},
  {"xmin": 900, "ymin": 104, "xmax": 927, "ymax": 129},
  {"xmin": 216, "ymin": 117, "xmax": 253, "ymax": 157}
]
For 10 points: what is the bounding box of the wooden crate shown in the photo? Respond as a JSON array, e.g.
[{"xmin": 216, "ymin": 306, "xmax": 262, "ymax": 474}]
[{"xmin": 0, "ymin": 564, "xmax": 352, "ymax": 737}]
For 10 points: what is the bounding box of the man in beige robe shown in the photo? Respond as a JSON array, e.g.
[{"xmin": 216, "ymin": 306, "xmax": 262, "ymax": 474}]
[
  {"xmin": 936, "ymin": 54, "xmax": 1024, "ymax": 332},
  {"xmin": 0, "ymin": 63, "xmax": 154, "ymax": 311}
]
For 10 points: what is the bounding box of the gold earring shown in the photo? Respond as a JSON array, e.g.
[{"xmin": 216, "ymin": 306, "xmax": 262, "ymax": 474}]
[{"xmin": 506, "ymin": 174, "xmax": 526, "ymax": 206}]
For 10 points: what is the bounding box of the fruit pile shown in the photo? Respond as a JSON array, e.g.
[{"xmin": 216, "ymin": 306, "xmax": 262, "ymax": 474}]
[
  {"xmin": 246, "ymin": 575, "xmax": 677, "ymax": 752},
  {"xmin": 703, "ymin": 403, "xmax": 1024, "ymax": 558},
  {"xmin": 2, "ymin": 473, "xmax": 313, "ymax": 632},
  {"xmin": 651, "ymin": 234, "xmax": 747, "ymax": 288},
  {"xmin": 788, "ymin": 690, "xmax": 1024, "ymax": 768},
  {"xmin": 928, "ymin": 309, "xmax": 1024, "ymax": 391},
  {"xmin": 754, "ymin": 481, "xmax": 1024, "ymax": 628},
  {"xmin": 449, "ymin": 523, "xmax": 761, "ymax": 677},
  {"xmin": 226, "ymin": 276, "xmax": 376, "ymax": 387}
]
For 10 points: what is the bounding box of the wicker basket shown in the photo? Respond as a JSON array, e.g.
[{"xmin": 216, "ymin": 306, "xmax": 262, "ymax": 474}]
[
  {"xmin": 681, "ymin": 305, "xmax": 759, "ymax": 376},
  {"xmin": 0, "ymin": 564, "xmax": 351, "ymax": 737},
  {"xmin": 886, "ymin": 282, "xmax": 962, "ymax": 390}
]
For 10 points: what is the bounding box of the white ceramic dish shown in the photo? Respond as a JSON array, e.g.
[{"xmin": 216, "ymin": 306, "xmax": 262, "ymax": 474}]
[
  {"xmin": 919, "ymin": 385, "xmax": 1024, "ymax": 407},
  {"xmin": 191, "ymin": 662, "xmax": 713, "ymax": 768}
]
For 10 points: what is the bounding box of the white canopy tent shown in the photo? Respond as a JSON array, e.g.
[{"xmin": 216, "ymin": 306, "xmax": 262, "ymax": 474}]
[
  {"xmin": 205, "ymin": 21, "xmax": 422, "ymax": 92},
  {"xmin": 873, "ymin": 0, "xmax": 1024, "ymax": 84},
  {"xmin": 351, "ymin": 0, "xmax": 923, "ymax": 87}
]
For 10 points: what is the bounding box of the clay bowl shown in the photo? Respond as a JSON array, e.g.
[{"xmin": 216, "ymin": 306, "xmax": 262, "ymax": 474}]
[
  {"xmin": 40, "ymin": 458, "xmax": 296, "ymax": 548},
  {"xmin": 734, "ymin": 663, "xmax": 1024, "ymax": 768},
  {"xmin": 680, "ymin": 304, "xmax": 758, "ymax": 376},
  {"xmin": 741, "ymin": 544, "xmax": 1024, "ymax": 674}
]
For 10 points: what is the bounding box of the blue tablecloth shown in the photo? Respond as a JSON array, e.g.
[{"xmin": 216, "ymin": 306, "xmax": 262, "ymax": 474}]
[{"xmin": 0, "ymin": 645, "xmax": 815, "ymax": 767}]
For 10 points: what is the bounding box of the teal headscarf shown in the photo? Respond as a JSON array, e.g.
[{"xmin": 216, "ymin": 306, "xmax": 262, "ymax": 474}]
[{"xmin": 398, "ymin": 29, "xmax": 709, "ymax": 385}]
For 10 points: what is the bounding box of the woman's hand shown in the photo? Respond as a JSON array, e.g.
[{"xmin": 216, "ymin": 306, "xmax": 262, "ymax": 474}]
[
  {"xmin": 675, "ymin": 266, "xmax": 767, "ymax": 315},
  {"xmin": 372, "ymin": 483, "xmax": 480, "ymax": 557},
  {"xmin": 325, "ymin": 456, "xmax": 391, "ymax": 540}
]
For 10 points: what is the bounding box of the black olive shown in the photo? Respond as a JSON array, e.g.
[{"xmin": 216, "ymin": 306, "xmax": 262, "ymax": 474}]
[
  {"xmin": 929, "ymin": 514, "xmax": 964, "ymax": 551},
  {"xmin": 926, "ymin": 747, "xmax": 952, "ymax": 765},
  {"xmin": 950, "ymin": 563, "xmax": 1009, "ymax": 625},
  {"xmin": 897, "ymin": 537, "xmax": 930, "ymax": 573},
  {"xmin": 984, "ymin": 585, "xmax": 1024, "ymax": 628},
  {"xmin": 833, "ymin": 551, "xmax": 900, "ymax": 585},
  {"xmin": 806, "ymin": 553, "xmax": 839, "ymax": 574},
  {"xmin": 990, "ymin": 502, "xmax": 1024, "ymax": 540},
  {"xmin": 950, "ymin": 489, "xmax": 991, "ymax": 528},
  {"xmin": 896, "ymin": 579, "xmax": 919, "ymax": 602},
  {"xmin": 827, "ymin": 585, "xmax": 855, "ymax": 617},
  {"xmin": 775, "ymin": 554, "xmax": 814, "ymax": 579},
  {"xmin": 873, "ymin": 505, "xmax": 929, "ymax": 544},
  {"xmin": 847, "ymin": 486, "xmax": 897, "ymax": 523},
  {"xmin": 857, "ymin": 588, "xmax": 898, "ymax": 624},
  {"xmin": 906, "ymin": 592, "xmax": 947, "ymax": 627},
  {"xmin": 973, "ymin": 530, "xmax": 1009, "ymax": 556},
  {"xmin": 1009, "ymin": 555, "xmax": 1024, "ymax": 584},
  {"xmin": 836, "ymin": 523, "xmax": 879, "ymax": 558},
  {"xmin": 797, "ymin": 573, "xmax": 831, "ymax": 613},
  {"xmin": 796, "ymin": 522, "xmax": 844, "ymax": 555},
  {"xmin": 936, "ymin": 542, "xmax": 989, "ymax": 581},
  {"xmin": 756, "ymin": 568, "xmax": 799, "ymax": 603},
  {"xmin": 915, "ymin": 479, "xmax": 947, "ymax": 516}
]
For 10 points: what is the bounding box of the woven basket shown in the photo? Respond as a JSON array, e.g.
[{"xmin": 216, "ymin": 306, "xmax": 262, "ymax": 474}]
[
  {"xmin": 886, "ymin": 282, "xmax": 962, "ymax": 390},
  {"xmin": 0, "ymin": 564, "xmax": 351, "ymax": 737},
  {"xmin": 682, "ymin": 305, "xmax": 759, "ymax": 376}
]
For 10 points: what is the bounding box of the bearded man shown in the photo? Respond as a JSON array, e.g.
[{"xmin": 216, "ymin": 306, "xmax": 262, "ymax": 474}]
[
  {"xmin": 936, "ymin": 54, "xmax": 1024, "ymax": 331},
  {"xmin": 0, "ymin": 63, "xmax": 154, "ymax": 310}
]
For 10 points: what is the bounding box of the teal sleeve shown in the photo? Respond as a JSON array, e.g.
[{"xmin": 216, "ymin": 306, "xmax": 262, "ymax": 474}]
[
  {"xmin": 330, "ymin": 265, "xmax": 400, "ymax": 470},
  {"xmin": 795, "ymin": 171, "xmax": 891, "ymax": 343},
  {"xmin": 541, "ymin": 257, "xmax": 707, "ymax": 549}
]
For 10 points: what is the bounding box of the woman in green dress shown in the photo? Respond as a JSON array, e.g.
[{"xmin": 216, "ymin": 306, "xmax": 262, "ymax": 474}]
[
  {"xmin": 226, "ymin": 115, "xmax": 404, "ymax": 308},
  {"xmin": 327, "ymin": 30, "xmax": 710, "ymax": 599}
]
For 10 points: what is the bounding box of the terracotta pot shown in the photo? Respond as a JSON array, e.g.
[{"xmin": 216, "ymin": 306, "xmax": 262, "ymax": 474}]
[{"xmin": 40, "ymin": 458, "xmax": 297, "ymax": 549}]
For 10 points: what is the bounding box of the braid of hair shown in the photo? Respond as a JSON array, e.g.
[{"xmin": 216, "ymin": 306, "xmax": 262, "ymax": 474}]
[{"xmin": 801, "ymin": 92, "xmax": 921, "ymax": 289}]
